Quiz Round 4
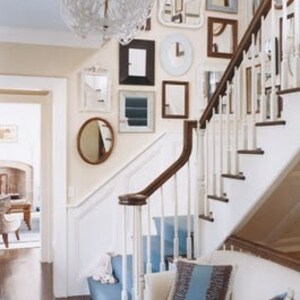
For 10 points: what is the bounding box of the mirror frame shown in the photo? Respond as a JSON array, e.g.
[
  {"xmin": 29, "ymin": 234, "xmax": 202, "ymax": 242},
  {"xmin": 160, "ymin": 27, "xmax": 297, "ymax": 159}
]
[
  {"xmin": 160, "ymin": 33, "xmax": 193, "ymax": 76},
  {"xmin": 206, "ymin": 0, "xmax": 238, "ymax": 14},
  {"xmin": 162, "ymin": 80, "xmax": 189, "ymax": 119},
  {"xmin": 207, "ymin": 17, "xmax": 238, "ymax": 59},
  {"xmin": 77, "ymin": 117, "xmax": 114, "ymax": 165},
  {"xmin": 80, "ymin": 69, "xmax": 111, "ymax": 112},
  {"xmin": 119, "ymin": 39, "xmax": 155, "ymax": 86},
  {"xmin": 158, "ymin": 0, "xmax": 205, "ymax": 28}
]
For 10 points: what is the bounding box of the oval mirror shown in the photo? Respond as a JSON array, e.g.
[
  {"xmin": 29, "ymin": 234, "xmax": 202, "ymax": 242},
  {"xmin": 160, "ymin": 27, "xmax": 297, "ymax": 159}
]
[{"xmin": 77, "ymin": 118, "xmax": 114, "ymax": 165}]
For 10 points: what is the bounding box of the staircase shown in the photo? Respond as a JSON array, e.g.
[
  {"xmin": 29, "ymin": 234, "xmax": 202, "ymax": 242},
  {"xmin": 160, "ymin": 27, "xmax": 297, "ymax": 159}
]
[{"xmin": 88, "ymin": 0, "xmax": 300, "ymax": 299}]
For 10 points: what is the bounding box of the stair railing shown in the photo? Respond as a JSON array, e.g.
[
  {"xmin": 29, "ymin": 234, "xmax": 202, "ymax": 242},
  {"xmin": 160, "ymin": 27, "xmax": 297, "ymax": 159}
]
[
  {"xmin": 118, "ymin": 0, "xmax": 300, "ymax": 299},
  {"xmin": 119, "ymin": 120, "xmax": 197, "ymax": 300}
]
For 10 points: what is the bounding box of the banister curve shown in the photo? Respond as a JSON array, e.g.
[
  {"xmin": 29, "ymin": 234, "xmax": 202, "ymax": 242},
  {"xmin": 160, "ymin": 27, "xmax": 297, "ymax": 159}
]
[
  {"xmin": 200, "ymin": 0, "xmax": 272, "ymax": 129},
  {"xmin": 119, "ymin": 120, "xmax": 198, "ymax": 206}
]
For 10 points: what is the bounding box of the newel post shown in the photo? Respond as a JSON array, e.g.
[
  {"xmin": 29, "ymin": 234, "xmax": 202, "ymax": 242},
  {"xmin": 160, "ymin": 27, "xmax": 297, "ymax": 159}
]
[{"xmin": 119, "ymin": 195, "xmax": 147, "ymax": 300}]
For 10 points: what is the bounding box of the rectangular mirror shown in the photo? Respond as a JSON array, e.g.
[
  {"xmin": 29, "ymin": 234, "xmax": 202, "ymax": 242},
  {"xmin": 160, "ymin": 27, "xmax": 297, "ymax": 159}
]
[
  {"xmin": 162, "ymin": 80, "xmax": 189, "ymax": 119},
  {"xmin": 206, "ymin": 0, "xmax": 238, "ymax": 14},
  {"xmin": 119, "ymin": 39, "xmax": 155, "ymax": 86},
  {"xmin": 81, "ymin": 69, "xmax": 111, "ymax": 112},
  {"xmin": 207, "ymin": 17, "xmax": 238, "ymax": 59}
]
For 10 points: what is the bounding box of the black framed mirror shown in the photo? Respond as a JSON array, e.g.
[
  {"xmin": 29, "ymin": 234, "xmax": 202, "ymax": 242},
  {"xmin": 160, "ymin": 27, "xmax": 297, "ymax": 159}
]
[{"xmin": 77, "ymin": 118, "xmax": 114, "ymax": 165}]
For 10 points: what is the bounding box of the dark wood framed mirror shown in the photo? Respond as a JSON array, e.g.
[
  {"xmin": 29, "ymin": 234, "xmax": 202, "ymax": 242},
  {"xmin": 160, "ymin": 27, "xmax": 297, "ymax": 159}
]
[
  {"xmin": 77, "ymin": 117, "xmax": 114, "ymax": 165},
  {"xmin": 162, "ymin": 80, "xmax": 189, "ymax": 119},
  {"xmin": 119, "ymin": 39, "xmax": 155, "ymax": 85},
  {"xmin": 207, "ymin": 17, "xmax": 238, "ymax": 59}
]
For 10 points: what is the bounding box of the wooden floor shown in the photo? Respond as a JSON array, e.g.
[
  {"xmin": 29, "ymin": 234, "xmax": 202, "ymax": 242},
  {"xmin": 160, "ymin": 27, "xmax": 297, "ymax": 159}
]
[{"xmin": 0, "ymin": 248, "xmax": 89, "ymax": 300}]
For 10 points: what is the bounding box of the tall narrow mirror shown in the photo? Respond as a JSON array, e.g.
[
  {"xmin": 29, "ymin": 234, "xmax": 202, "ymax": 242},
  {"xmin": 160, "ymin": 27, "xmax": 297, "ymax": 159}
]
[{"xmin": 162, "ymin": 80, "xmax": 189, "ymax": 118}]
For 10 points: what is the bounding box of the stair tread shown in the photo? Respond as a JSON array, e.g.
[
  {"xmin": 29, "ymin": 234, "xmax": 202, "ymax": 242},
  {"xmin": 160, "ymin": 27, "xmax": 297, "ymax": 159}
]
[
  {"xmin": 199, "ymin": 214, "xmax": 214, "ymax": 222},
  {"xmin": 207, "ymin": 195, "xmax": 229, "ymax": 203},
  {"xmin": 256, "ymin": 120, "xmax": 286, "ymax": 126},
  {"xmin": 222, "ymin": 173, "xmax": 246, "ymax": 180},
  {"xmin": 237, "ymin": 148, "xmax": 264, "ymax": 155}
]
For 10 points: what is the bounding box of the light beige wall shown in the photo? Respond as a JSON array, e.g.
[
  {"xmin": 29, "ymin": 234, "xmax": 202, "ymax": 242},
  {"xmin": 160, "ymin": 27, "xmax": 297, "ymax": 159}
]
[{"xmin": 0, "ymin": 2, "xmax": 248, "ymax": 204}]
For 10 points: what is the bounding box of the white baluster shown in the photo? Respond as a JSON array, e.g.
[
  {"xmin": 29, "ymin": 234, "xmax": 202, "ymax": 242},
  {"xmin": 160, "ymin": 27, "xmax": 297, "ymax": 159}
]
[
  {"xmin": 281, "ymin": 0, "xmax": 289, "ymax": 89},
  {"xmin": 186, "ymin": 161, "xmax": 192, "ymax": 260},
  {"xmin": 233, "ymin": 66, "xmax": 240, "ymax": 175},
  {"xmin": 226, "ymin": 82, "xmax": 232, "ymax": 174},
  {"xmin": 260, "ymin": 17, "xmax": 267, "ymax": 122},
  {"xmin": 173, "ymin": 173, "xmax": 179, "ymax": 261},
  {"xmin": 219, "ymin": 95, "xmax": 224, "ymax": 197},
  {"xmin": 270, "ymin": 0, "xmax": 278, "ymax": 121},
  {"xmin": 146, "ymin": 200, "xmax": 152, "ymax": 274},
  {"xmin": 294, "ymin": 0, "xmax": 300, "ymax": 87},
  {"xmin": 211, "ymin": 109, "xmax": 217, "ymax": 195},
  {"xmin": 195, "ymin": 126, "xmax": 205, "ymax": 258},
  {"xmin": 204, "ymin": 121, "xmax": 210, "ymax": 216},
  {"xmin": 136, "ymin": 206, "xmax": 144, "ymax": 300},
  {"xmin": 242, "ymin": 51, "xmax": 249, "ymax": 150},
  {"xmin": 122, "ymin": 206, "xmax": 128, "ymax": 300},
  {"xmin": 159, "ymin": 187, "xmax": 166, "ymax": 272},
  {"xmin": 251, "ymin": 34, "xmax": 257, "ymax": 150},
  {"xmin": 133, "ymin": 208, "xmax": 138, "ymax": 300}
]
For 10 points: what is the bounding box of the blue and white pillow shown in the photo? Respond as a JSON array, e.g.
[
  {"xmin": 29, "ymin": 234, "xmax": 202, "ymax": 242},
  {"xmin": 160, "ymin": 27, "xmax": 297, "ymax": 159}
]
[
  {"xmin": 269, "ymin": 290, "xmax": 294, "ymax": 300},
  {"xmin": 168, "ymin": 260, "xmax": 233, "ymax": 300}
]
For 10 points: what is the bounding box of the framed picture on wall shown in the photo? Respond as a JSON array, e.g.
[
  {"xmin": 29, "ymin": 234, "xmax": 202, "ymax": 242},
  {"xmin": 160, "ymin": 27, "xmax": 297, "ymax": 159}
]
[
  {"xmin": 119, "ymin": 90, "xmax": 155, "ymax": 133},
  {"xmin": 0, "ymin": 125, "xmax": 18, "ymax": 143},
  {"xmin": 119, "ymin": 39, "xmax": 155, "ymax": 86}
]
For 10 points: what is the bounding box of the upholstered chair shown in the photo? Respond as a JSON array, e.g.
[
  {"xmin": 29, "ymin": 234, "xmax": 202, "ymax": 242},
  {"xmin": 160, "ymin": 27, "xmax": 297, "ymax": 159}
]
[{"xmin": 0, "ymin": 196, "xmax": 21, "ymax": 248}]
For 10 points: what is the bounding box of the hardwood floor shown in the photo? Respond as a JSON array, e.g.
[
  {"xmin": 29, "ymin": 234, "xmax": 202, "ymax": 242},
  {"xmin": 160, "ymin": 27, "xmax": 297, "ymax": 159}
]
[{"xmin": 0, "ymin": 248, "xmax": 89, "ymax": 300}]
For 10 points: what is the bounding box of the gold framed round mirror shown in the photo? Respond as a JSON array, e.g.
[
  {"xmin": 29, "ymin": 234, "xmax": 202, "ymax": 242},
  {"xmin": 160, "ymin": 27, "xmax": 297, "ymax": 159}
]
[{"xmin": 77, "ymin": 117, "xmax": 114, "ymax": 165}]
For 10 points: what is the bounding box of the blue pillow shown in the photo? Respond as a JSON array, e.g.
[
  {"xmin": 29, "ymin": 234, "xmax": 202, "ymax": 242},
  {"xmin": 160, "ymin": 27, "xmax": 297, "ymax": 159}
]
[
  {"xmin": 269, "ymin": 292, "xmax": 289, "ymax": 300},
  {"xmin": 169, "ymin": 260, "xmax": 233, "ymax": 300}
]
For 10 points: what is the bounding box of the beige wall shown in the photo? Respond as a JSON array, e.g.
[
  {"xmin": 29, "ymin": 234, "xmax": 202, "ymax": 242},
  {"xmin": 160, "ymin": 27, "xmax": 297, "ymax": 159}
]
[{"xmin": 0, "ymin": 3, "xmax": 248, "ymax": 204}]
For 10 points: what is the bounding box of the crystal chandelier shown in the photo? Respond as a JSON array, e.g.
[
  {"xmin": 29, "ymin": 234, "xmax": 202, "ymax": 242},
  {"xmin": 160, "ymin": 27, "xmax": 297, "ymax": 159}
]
[{"xmin": 61, "ymin": 0, "xmax": 155, "ymax": 45}]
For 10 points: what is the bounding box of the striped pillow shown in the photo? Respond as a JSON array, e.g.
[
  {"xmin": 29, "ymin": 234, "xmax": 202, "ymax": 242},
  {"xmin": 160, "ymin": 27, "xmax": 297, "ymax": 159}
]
[{"xmin": 168, "ymin": 260, "xmax": 233, "ymax": 300}]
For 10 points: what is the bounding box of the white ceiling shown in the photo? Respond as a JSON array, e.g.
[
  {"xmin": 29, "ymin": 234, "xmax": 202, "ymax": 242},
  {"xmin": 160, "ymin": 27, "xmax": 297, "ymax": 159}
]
[
  {"xmin": 0, "ymin": 0, "xmax": 67, "ymax": 31},
  {"xmin": 0, "ymin": 0, "xmax": 101, "ymax": 48}
]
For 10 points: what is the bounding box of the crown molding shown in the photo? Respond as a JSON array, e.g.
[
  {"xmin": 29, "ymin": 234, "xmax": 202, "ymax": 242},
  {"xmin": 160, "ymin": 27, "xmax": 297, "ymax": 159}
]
[{"xmin": 0, "ymin": 26, "xmax": 103, "ymax": 48}]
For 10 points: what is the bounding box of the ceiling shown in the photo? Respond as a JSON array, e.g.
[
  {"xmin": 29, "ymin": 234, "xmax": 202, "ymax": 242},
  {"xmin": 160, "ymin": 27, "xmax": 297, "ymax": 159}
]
[{"xmin": 0, "ymin": 0, "xmax": 101, "ymax": 48}]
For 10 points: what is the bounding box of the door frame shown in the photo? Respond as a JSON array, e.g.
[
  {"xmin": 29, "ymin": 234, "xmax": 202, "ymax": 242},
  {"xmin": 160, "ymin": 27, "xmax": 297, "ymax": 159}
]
[{"xmin": 0, "ymin": 75, "xmax": 68, "ymax": 298}]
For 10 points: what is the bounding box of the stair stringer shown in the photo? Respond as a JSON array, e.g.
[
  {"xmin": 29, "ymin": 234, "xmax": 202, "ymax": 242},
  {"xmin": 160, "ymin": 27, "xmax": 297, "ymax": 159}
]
[{"xmin": 200, "ymin": 92, "xmax": 300, "ymax": 255}]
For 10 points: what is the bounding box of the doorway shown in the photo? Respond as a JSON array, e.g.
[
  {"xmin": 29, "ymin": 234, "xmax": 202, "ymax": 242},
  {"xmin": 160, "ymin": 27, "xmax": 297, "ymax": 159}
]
[
  {"xmin": 0, "ymin": 75, "xmax": 68, "ymax": 298},
  {"xmin": 0, "ymin": 102, "xmax": 41, "ymax": 250}
]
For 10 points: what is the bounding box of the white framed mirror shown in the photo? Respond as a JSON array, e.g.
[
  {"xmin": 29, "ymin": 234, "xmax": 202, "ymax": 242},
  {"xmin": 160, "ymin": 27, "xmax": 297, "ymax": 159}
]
[
  {"xmin": 80, "ymin": 69, "xmax": 111, "ymax": 112},
  {"xmin": 158, "ymin": 0, "xmax": 205, "ymax": 28},
  {"xmin": 160, "ymin": 33, "xmax": 193, "ymax": 76}
]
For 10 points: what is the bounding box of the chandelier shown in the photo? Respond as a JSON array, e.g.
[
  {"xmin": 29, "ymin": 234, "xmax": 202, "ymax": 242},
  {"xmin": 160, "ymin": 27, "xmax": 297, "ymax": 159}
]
[{"xmin": 61, "ymin": 0, "xmax": 155, "ymax": 45}]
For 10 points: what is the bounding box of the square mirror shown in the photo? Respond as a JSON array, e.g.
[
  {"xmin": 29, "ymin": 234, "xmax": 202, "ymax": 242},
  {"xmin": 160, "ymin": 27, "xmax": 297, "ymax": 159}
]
[
  {"xmin": 207, "ymin": 17, "xmax": 238, "ymax": 59},
  {"xmin": 162, "ymin": 80, "xmax": 189, "ymax": 119},
  {"xmin": 119, "ymin": 90, "xmax": 154, "ymax": 132}
]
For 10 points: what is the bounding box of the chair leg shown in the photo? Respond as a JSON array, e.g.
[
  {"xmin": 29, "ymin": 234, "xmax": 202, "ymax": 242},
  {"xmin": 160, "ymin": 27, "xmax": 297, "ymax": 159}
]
[
  {"xmin": 15, "ymin": 230, "xmax": 20, "ymax": 241},
  {"xmin": 2, "ymin": 234, "xmax": 9, "ymax": 248}
]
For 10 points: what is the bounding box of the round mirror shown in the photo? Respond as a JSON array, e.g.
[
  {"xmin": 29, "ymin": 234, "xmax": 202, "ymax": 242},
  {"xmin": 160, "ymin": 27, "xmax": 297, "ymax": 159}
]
[
  {"xmin": 77, "ymin": 118, "xmax": 114, "ymax": 165},
  {"xmin": 160, "ymin": 33, "xmax": 193, "ymax": 76}
]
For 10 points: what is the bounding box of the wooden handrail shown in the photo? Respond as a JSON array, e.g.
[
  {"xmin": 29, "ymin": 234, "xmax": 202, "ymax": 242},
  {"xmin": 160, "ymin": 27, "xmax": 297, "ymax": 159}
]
[
  {"xmin": 119, "ymin": 120, "xmax": 198, "ymax": 206},
  {"xmin": 226, "ymin": 235, "xmax": 300, "ymax": 272},
  {"xmin": 200, "ymin": 0, "xmax": 272, "ymax": 129}
]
